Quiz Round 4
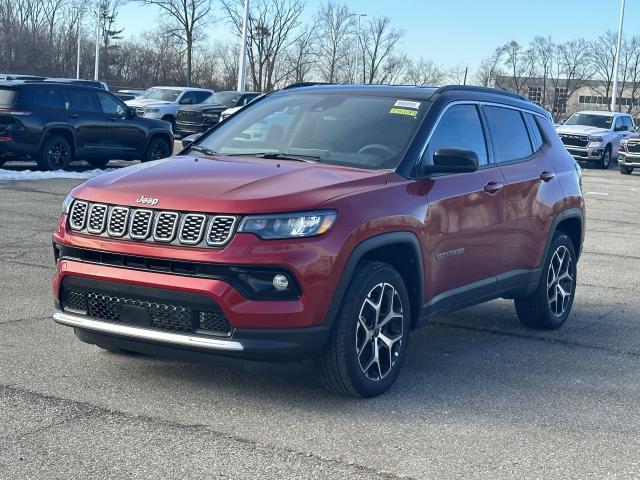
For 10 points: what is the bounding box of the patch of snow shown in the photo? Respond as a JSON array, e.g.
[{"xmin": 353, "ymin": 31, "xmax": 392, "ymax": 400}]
[{"xmin": 0, "ymin": 168, "xmax": 114, "ymax": 181}]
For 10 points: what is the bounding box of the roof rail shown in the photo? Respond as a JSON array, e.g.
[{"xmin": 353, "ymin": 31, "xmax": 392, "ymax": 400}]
[
  {"xmin": 282, "ymin": 82, "xmax": 333, "ymax": 90},
  {"xmin": 435, "ymin": 85, "xmax": 529, "ymax": 101}
]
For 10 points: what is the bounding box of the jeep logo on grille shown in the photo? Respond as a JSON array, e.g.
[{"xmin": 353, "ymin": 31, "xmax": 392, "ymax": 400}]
[{"xmin": 136, "ymin": 195, "xmax": 159, "ymax": 206}]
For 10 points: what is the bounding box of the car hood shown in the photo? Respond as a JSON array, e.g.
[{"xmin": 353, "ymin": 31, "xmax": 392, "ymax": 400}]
[
  {"xmin": 556, "ymin": 125, "xmax": 610, "ymax": 137},
  {"xmin": 125, "ymin": 98, "xmax": 173, "ymax": 108},
  {"xmin": 73, "ymin": 155, "xmax": 387, "ymax": 214}
]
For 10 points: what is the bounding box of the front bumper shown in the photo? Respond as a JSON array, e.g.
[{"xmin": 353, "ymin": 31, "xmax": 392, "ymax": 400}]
[
  {"xmin": 175, "ymin": 121, "xmax": 215, "ymax": 137},
  {"xmin": 564, "ymin": 145, "xmax": 605, "ymax": 161},
  {"xmin": 619, "ymin": 153, "xmax": 640, "ymax": 167}
]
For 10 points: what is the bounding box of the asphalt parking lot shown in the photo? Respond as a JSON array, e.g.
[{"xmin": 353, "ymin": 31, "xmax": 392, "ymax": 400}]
[{"xmin": 0, "ymin": 162, "xmax": 639, "ymax": 479}]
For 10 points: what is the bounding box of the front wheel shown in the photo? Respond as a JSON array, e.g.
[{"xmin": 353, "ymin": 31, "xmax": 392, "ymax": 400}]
[
  {"xmin": 37, "ymin": 135, "xmax": 73, "ymax": 171},
  {"xmin": 317, "ymin": 261, "xmax": 411, "ymax": 398},
  {"xmin": 515, "ymin": 232, "xmax": 577, "ymax": 330},
  {"xmin": 599, "ymin": 146, "xmax": 612, "ymax": 169},
  {"xmin": 620, "ymin": 164, "xmax": 633, "ymax": 175},
  {"xmin": 143, "ymin": 137, "xmax": 171, "ymax": 162}
]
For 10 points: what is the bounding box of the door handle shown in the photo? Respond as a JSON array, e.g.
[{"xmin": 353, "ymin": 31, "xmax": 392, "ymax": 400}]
[
  {"xmin": 539, "ymin": 171, "xmax": 555, "ymax": 182},
  {"xmin": 483, "ymin": 181, "xmax": 503, "ymax": 194},
  {"xmin": 108, "ymin": 117, "xmax": 117, "ymax": 122},
  {"xmin": 68, "ymin": 114, "xmax": 79, "ymax": 119}
]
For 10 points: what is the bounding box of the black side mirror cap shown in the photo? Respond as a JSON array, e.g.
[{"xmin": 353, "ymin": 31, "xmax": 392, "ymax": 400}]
[
  {"xmin": 127, "ymin": 107, "xmax": 136, "ymax": 118},
  {"xmin": 421, "ymin": 147, "xmax": 479, "ymax": 175}
]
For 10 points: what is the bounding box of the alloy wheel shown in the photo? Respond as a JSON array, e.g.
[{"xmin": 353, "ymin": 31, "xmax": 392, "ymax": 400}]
[
  {"xmin": 355, "ymin": 282, "xmax": 404, "ymax": 381},
  {"xmin": 602, "ymin": 150, "xmax": 611, "ymax": 169},
  {"xmin": 546, "ymin": 245, "xmax": 574, "ymax": 317},
  {"xmin": 47, "ymin": 141, "xmax": 69, "ymax": 169},
  {"xmin": 151, "ymin": 142, "xmax": 167, "ymax": 161}
]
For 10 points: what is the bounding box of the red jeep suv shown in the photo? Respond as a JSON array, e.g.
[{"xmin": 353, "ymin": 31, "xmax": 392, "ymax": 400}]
[{"xmin": 52, "ymin": 85, "xmax": 585, "ymax": 397}]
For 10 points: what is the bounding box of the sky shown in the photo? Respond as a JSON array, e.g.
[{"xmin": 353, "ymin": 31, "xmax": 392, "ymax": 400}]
[{"xmin": 116, "ymin": 0, "xmax": 639, "ymax": 69}]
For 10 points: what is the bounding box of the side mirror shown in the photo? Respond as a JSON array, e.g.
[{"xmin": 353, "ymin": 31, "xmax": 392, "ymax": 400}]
[
  {"xmin": 616, "ymin": 124, "xmax": 628, "ymax": 132},
  {"xmin": 127, "ymin": 106, "xmax": 136, "ymax": 118},
  {"xmin": 421, "ymin": 148, "xmax": 479, "ymax": 175},
  {"xmin": 181, "ymin": 134, "xmax": 201, "ymax": 149},
  {"xmin": 180, "ymin": 97, "xmax": 194, "ymax": 105}
]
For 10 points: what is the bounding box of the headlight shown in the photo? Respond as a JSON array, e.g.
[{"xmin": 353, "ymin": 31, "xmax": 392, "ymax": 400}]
[
  {"xmin": 239, "ymin": 211, "xmax": 337, "ymax": 239},
  {"xmin": 589, "ymin": 136, "xmax": 604, "ymax": 143},
  {"xmin": 61, "ymin": 192, "xmax": 74, "ymax": 214},
  {"xmin": 145, "ymin": 108, "xmax": 160, "ymax": 113}
]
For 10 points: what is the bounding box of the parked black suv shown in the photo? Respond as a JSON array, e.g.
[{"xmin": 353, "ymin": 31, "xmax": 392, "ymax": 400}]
[
  {"xmin": 175, "ymin": 91, "xmax": 260, "ymax": 138},
  {"xmin": 0, "ymin": 82, "xmax": 173, "ymax": 170}
]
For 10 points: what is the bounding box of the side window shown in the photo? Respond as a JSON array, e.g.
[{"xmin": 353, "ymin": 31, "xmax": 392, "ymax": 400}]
[
  {"xmin": 65, "ymin": 89, "xmax": 99, "ymax": 113},
  {"xmin": 614, "ymin": 116, "xmax": 624, "ymax": 131},
  {"xmin": 423, "ymin": 104, "xmax": 488, "ymax": 166},
  {"xmin": 27, "ymin": 86, "xmax": 65, "ymax": 110},
  {"xmin": 196, "ymin": 91, "xmax": 212, "ymax": 103},
  {"xmin": 483, "ymin": 106, "xmax": 533, "ymax": 163},
  {"xmin": 524, "ymin": 113, "xmax": 544, "ymax": 152},
  {"xmin": 179, "ymin": 91, "xmax": 198, "ymax": 104},
  {"xmin": 623, "ymin": 116, "xmax": 634, "ymax": 131},
  {"xmin": 97, "ymin": 92, "xmax": 126, "ymax": 117}
]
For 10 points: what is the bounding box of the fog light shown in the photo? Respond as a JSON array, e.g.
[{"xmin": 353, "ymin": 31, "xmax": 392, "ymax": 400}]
[{"xmin": 272, "ymin": 274, "xmax": 289, "ymax": 291}]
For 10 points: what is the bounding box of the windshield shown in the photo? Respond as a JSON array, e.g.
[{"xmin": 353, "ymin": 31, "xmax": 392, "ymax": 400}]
[
  {"xmin": 140, "ymin": 88, "xmax": 182, "ymax": 102},
  {"xmin": 194, "ymin": 93, "xmax": 428, "ymax": 170},
  {"xmin": 204, "ymin": 92, "xmax": 243, "ymax": 107},
  {"xmin": 565, "ymin": 113, "xmax": 613, "ymax": 129}
]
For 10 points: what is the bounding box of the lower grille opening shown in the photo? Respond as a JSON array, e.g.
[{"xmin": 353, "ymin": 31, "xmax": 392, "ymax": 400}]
[{"xmin": 61, "ymin": 288, "xmax": 232, "ymax": 337}]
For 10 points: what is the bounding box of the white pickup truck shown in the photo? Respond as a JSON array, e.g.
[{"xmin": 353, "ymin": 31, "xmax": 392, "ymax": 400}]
[
  {"xmin": 556, "ymin": 110, "xmax": 635, "ymax": 169},
  {"xmin": 125, "ymin": 86, "xmax": 214, "ymax": 131}
]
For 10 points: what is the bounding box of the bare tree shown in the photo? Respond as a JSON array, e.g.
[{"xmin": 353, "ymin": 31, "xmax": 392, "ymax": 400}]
[
  {"xmin": 497, "ymin": 40, "xmax": 536, "ymax": 94},
  {"xmin": 404, "ymin": 58, "xmax": 445, "ymax": 86},
  {"xmin": 474, "ymin": 50, "xmax": 504, "ymax": 87},
  {"xmin": 315, "ymin": 1, "xmax": 353, "ymax": 83},
  {"xmin": 622, "ymin": 36, "xmax": 640, "ymax": 113},
  {"xmin": 360, "ymin": 16, "xmax": 403, "ymax": 83},
  {"xmin": 446, "ymin": 61, "xmax": 470, "ymax": 85},
  {"xmin": 282, "ymin": 23, "xmax": 318, "ymax": 84},
  {"xmin": 531, "ymin": 36, "xmax": 555, "ymax": 109},
  {"xmin": 132, "ymin": 0, "xmax": 213, "ymax": 85},
  {"xmin": 221, "ymin": 0, "xmax": 304, "ymax": 91},
  {"xmin": 589, "ymin": 30, "xmax": 618, "ymax": 107}
]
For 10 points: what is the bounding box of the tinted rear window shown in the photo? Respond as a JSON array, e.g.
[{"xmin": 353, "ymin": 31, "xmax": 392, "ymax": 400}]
[
  {"xmin": 0, "ymin": 88, "xmax": 18, "ymax": 107},
  {"xmin": 484, "ymin": 106, "xmax": 533, "ymax": 163}
]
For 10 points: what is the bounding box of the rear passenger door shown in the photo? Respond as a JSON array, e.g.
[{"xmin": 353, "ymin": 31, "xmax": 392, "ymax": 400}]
[
  {"xmin": 483, "ymin": 106, "xmax": 557, "ymax": 277},
  {"xmin": 421, "ymin": 103, "xmax": 507, "ymax": 303},
  {"xmin": 64, "ymin": 88, "xmax": 104, "ymax": 156}
]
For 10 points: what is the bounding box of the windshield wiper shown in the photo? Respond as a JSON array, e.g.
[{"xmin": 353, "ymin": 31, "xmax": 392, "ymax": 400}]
[
  {"xmin": 255, "ymin": 152, "xmax": 321, "ymax": 163},
  {"xmin": 189, "ymin": 145, "xmax": 218, "ymax": 157}
]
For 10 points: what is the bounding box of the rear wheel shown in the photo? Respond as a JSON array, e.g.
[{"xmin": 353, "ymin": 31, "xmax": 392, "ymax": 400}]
[
  {"xmin": 515, "ymin": 232, "xmax": 577, "ymax": 330},
  {"xmin": 620, "ymin": 164, "xmax": 633, "ymax": 175},
  {"xmin": 317, "ymin": 261, "xmax": 411, "ymax": 398},
  {"xmin": 87, "ymin": 158, "xmax": 110, "ymax": 169},
  {"xmin": 143, "ymin": 137, "xmax": 171, "ymax": 162},
  {"xmin": 37, "ymin": 135, "xmax": 73, "ymax": 171}
]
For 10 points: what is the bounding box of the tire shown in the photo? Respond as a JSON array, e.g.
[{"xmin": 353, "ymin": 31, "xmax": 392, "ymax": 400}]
[
  {"xmin": 620, "ymin": 164, "xmax": 633, "ymax": 175},
  {"xmin": 515, "ymin": 232, "xmax": 577, "ymax": 330},
  {"xmin": 87, "ymin": 158, "xmax": 110, "ymax": 169},
  {"xmin": 317, "ymin": 261, "xmax": 411, "ymax": 398},
  {"xmin": 37, "ymin": 135, "xmax": 73, "ymax": 171},
  {"xmin": 599, "ymin": 146, "xmax": 612, "ymax": 169},
  {"xmin": 0, "ymin": 158, "xmax": 7, "ymax": 168},
  {"xmin": 143, "ymin": 137, "xmax": 171, "ymax": 162}
]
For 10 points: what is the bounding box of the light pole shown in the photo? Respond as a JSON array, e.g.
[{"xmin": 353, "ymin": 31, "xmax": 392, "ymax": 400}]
[
  {"xmin": 237, "ymin": 0, "xmax": 249, "ymax": 92},
  {"xmin": 72, "ymin": 6, "xmax": 84, "ymax": 79},
  {"xmin": 611, "ymin": 0, "xmax": 626, "ymax": 112},
  {"xmin": 350, "ymin": 13, "xmax": 367, "ymax": 84},
  {"xmin": 94, "ymin": 1, "xmax": 101, "ymax": 82}
]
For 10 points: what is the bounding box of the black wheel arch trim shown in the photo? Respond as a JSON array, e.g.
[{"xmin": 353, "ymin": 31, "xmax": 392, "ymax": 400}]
[
  {"xmin": 542, "ymin": 207, "xmax": 584, "ymax": 264},
  {"xmin": 324, "ymin": 231, "xmax": 425, "ymax": 332},
  {"xmin": 144, "ymin": 130, "xmax": 174, "ymax": 153},
  {"xmin": 40, "ymin": 126, "xmax": 77, "ymax": 154}
]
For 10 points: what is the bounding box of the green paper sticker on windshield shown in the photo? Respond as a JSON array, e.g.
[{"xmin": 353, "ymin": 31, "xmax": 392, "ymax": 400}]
[{"xmin": 389, "ymin": 107, "xmax": 418, "ymax": 117}]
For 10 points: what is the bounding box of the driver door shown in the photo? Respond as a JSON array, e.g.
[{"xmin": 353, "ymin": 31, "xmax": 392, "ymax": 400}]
[
  {"xmin": 420, "ymin": 103, "xmax": 507, "ymax": 305},
  {"xmin": 97, "ymin": 91, "xmax": 146, "ymax": 157}
]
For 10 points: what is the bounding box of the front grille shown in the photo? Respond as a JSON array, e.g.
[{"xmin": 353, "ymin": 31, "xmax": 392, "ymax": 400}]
[
  {"xmin": 70, "ymin": 201, "xmax": 88, "ymax": 230},
  {"xmin": 559, "ymin": 134, "xmax": 589, "ymax": 147},
  {"xmin": 68, "ymin": 200, "xmax": 237, "ymax": 248},
  {"xmin": 626, "ymin": 141, "xmax": 640, "ymax": 153},
  {"xmin": 176, "ymin": 110, "xmax": 204, "ymax": 124},
  {"xmin": 208, "ymin": 216, "xmax": 237, "ymax": 246},
  {"xmin": 62, "ymin": 288, "xmax": 232, "ymax": 336},
  {"xmin": 87, "ymin": 204, "xmax": 108, "ymax": 234},
  {"xmin": 107, "ymin": 207, "xmax": 129, "ymax": 237},
  {"xmin": 153, "ymin": 212, "xmax": 179, "ymax": 242}
]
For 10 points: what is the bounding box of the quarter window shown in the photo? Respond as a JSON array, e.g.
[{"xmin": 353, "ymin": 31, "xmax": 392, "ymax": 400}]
[
  {"xmin": 524, "ymin": 113, "xmax": 544, "ymax": 152},
  {"xmin": 423, "ymin": 104, "xmax": 488, "ymax": 166},
  {"xmin": 484, "ymin": 106, "xmax": 533, "ymax": 163}
]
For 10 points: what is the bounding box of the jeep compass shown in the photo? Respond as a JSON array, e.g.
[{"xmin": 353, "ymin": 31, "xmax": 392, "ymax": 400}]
[{"xmin": 52, "ymin": 85, "xmax": 585, "ymax": 397}]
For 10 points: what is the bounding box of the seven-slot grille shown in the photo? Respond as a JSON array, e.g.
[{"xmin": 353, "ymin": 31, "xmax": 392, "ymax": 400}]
[{"xmin": 68, "ymin": 200, "xmax": 237, "ymax": 247}]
